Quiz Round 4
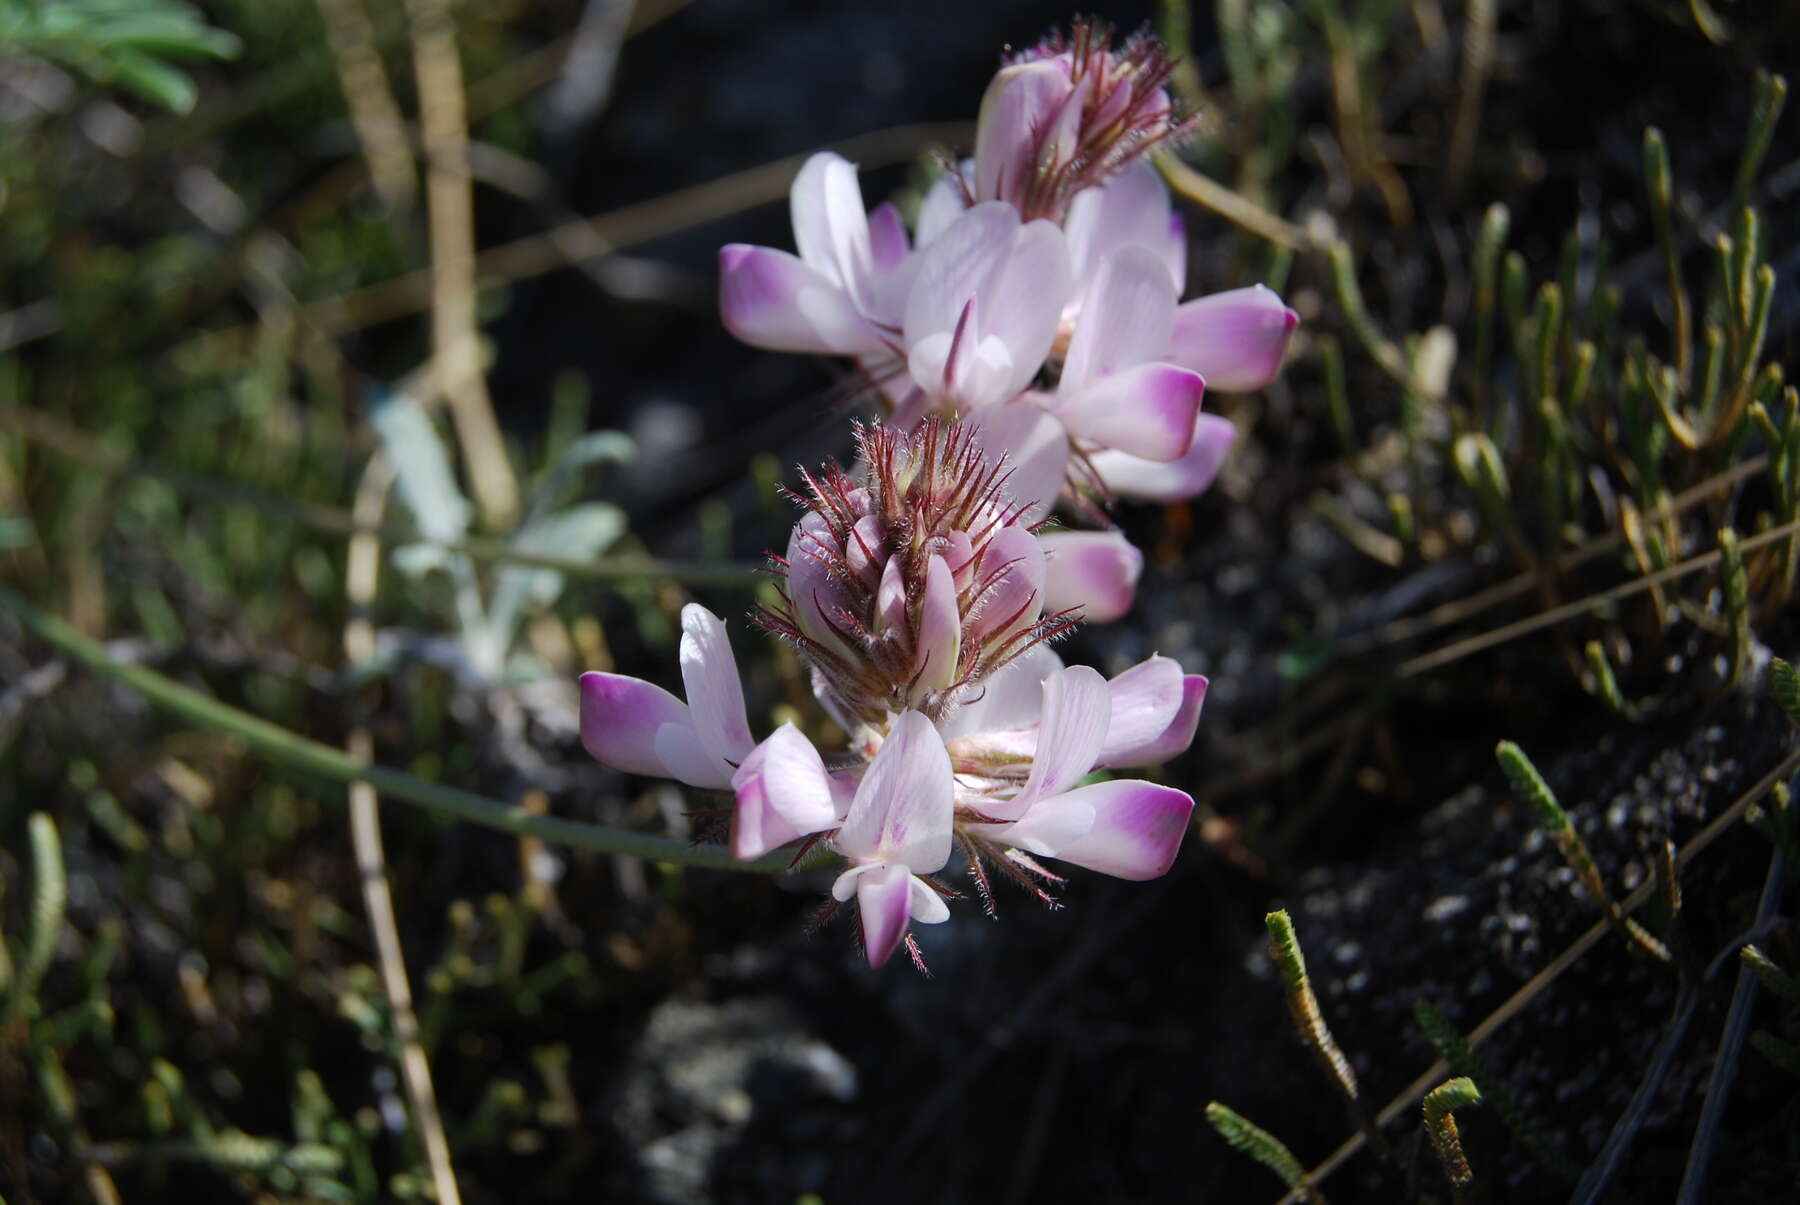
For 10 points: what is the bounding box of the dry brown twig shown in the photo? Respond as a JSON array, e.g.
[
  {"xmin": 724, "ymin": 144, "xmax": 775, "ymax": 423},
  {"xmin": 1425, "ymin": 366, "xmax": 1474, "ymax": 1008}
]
[
  {"xmin": 402, "ymin": 0, "xmax": 520, "ymax": 530},
  {"xmin": 312, "ymin": 0, "xmax": 415, "ymax": 210},
  {"xmin": 344, "ymin": 455, "xmax": 463, "ymax": 1205}
]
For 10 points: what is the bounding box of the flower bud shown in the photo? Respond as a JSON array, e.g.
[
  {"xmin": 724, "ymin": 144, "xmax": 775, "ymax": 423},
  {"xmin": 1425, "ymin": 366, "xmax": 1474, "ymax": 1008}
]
[
  {"xmin": 973, "ymin": 19, "xmax": 1195, "ymax": 223},
  {"xmin": 761, "ymin": 419, "xmax": 1074, "ymax": 726}
]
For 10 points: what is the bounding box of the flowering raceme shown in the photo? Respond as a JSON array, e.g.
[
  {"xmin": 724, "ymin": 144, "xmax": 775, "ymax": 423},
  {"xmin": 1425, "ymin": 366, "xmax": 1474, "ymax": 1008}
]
[
  {"xmin": 717, "ymin": 19, "xmax": 1298, "ymax": 622},
  {"xmin": 582, "ymin": 422, "xmax": 1204, "ymax": 969},
  {"xmin": 582, "ymin": 21, "xmax": 1291, "ymax": 971}
]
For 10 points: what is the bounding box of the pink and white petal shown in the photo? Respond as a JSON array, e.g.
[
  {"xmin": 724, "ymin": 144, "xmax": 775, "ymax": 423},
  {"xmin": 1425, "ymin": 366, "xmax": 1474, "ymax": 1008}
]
[
  {"xmin": 1061, "ymin": 245, "xmax": 1179, "ymax": 393},
  {"xmin": 729, "ymin": 723, "xmax": 841, "ymax": 861},
  {"xmin": 1040, "ymin": 530, "xmax": 1144, "ymax": 624},
  {"xmin": 908, "ymin": 876, "xmax": 951, "ymax": 924},
  {"xmin": 938, "ymin": 642, "xmax": 1063, "ymax": 741},
  {"xmin": 990, "ymin": 793, "xmax": 1097, "ymax": 857},
  {"xmin": 941, "ymin": 530, "xmax": 977, "ymax": 582},
  {"xmin": 1101, "ymin": 674, "xmax": 1207, "ymax": 768},
  {"xmin": 1096, "ymin": 656, "xmax": 1185, "ymax": 764},
  {"xmin": 652, "ymin": 721, "xmax": 729, "ymax": 789},
  {"xmin": 1162, "ymin": 213, "xmax": 1188, "ymax": 293},
  {"xmin": 979, "ymin": 220, "xmax": 1074, "ymax": 403},
  {"xmin": 678, "ymin": 605, "xmax": 754, "ymax": 770},
  {"xmin": 1004, "ymin": 665, "xmax": 1111, "ymax": 816},
  {"xmin": 866, "ymin": 201, "xmax": 909, "ymax": 274},
  {"xmin": 846, "ymin": 514, "xmax": 886, "ymax": 589},
  {"xmin": 835, "ymin": 711, "xmax": 954, "ymax": 871},
  {"xmin": 853, "ymin": 863, "xmax": 915, "ymax": 968},
  {"xmin": 964, "ymin": 524, "xmax": 1046, "ymax": 644},
  {"xmin": 785, "ymin": 515, "xmax": 857, "ymax": 658},
  {"xmin": 902, "ymin": 203, "xmax": 1017, "ymax": 351},
  {"xmin": 1089, "ymin": 412, "xmax": 1236, "ymax": 503},
  {"xmin": 1053, "ymin": 362, "xmax": 1202, "ymax": 461},
  {"xmin": 789, "ymin": 152, "xmax": 873, "ymax": 305},
  {"xmin": 974, "ymin": 60, "xmax": 1078, "ymax": 204},
  {"xmin": 1064, "ymin": 163, "xmax": 1179, "ymax": 290},
  {"xmin": 915, "ymin": 163, "xmax": 972, "ymax": 249},
  {"xmin": 1039, "ymin": 780, "xmax": 1195, "ymax": 880},
  {"xmin": 578, "ymin": 671, "xmax": 693, "ymax": 779},
  {"xmin": 912, "ymin": 554, "xmax": 962, "ymax": 694},
  {"xmin": 1168, "ymin": 285, "xmax": 1300, "ymax": 392},
  {"xmin": 875, "ymin": 554, "xmax": 906, "ymax": 637},
  {"xmin": 718, "ymin": 245, "xmax": 882, "ymax": 355},
  {"xmin": 964, "ymin": 402, "xmax": 1071, "ymax": 522}
]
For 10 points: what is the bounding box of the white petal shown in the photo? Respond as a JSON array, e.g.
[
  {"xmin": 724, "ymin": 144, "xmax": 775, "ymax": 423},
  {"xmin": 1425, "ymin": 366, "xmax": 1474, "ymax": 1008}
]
[
  {"xmin": 1061, "ymin": 245, "xmax": 1178, "ymax": 394},
  {"xmin": 854, "ymin": 862, "xmax": 914, "ymax": 968},
  {"xmin": 578, "ymin": 671, "xmax": 696, "ymax": 781},
  {"xmin": 1097, "ymin": 656, "xmax": 1186, "ymax": 764},
  {"xmin": 678, "ymin": 604, "xmax": 754, "ymax": 771},
  {"xmin": 915, "ymin": 163, "xmax": 972, "ymax": 248},
  {"xmin": 963, "ymin": 524, "xmax": 1046, "ymax": 645},
  {"xmin": 835, "ymin": 711, "xmax": 954, "ymax": 872},
  {"xmin": 990, "ymin": 793, "xmax": 1097, "ymax": 857},
  {"xmin": 988, "ymin": 665, "xmax": 1110, "ymax": 821},
  {"xmin": 1052, "ymin": 363, "xmax": 1203, "ymax": 461},
  {"xmin": 912, "ymin": 554, "xmax": 961, "ymax": 696},
  {"xmin": 1101, "ymin": 673, "xmax": 1207, "ymax": 768},
  {"xmin": 975, "ymin": 219, "xmax": 1073, "ymax": 404},
  {"xmin": 1090, "ymin": 413, "xmax": 1236, "ymax": 503},
  {"xmin": 964, "ymin": 402, "xmax": 1071, "ymax": 522},
  {"xmin": 1167, "ymin": 285, "xmax": 1300, "ymax": 392},
  {"xmin": 1064, "ymin": 162, "xmax": 1179, "ymax": 289},
  {"xmin": 909, "ymin": 875, "xmax": 951, "ymax": 924},
  {"xmin": 903, "ymin": 202, "xmax": 1017, "ymax": 352},
  {"xmin": 1037, "ymin": 780, "xmax": 1195, "ymax": 880},
  {"xmin": 730, "ymin": 723, "xmax": 842, "ymax": 861},
  {"xmin": 939, "ymin": 642, "xmax": 1063, "ymax": 740},
  {"xmin": 718, "ymin": 245, "xmax": 882, "ymax": 354},
  {"xmin": 1040, "ymin": 530, "xmax": 1144, "ymax": 624},
  {"xmin": 790, "ymin": 152, "xmax": 874, "ymax": 310}
]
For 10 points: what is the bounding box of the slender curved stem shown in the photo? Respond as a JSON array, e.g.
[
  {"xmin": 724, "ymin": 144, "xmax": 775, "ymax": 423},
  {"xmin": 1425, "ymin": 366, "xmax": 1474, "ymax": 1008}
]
[{"xmin": 0, "ymin": 586, "xmax": 783, "ymax": 873}]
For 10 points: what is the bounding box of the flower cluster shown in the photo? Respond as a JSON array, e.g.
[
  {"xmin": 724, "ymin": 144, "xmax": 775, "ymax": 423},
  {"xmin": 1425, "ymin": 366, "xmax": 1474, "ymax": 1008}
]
[
  {"xmin": 581, "ymin": 22, "xmax": 1296, "ymax": 970},
  {"xmin": 720, "ymin": 19, "xmax": 1299, "ymax": 623},
  {"xmin": 585, "ymin": 423, "xmax": 1205, "ymax": 968}
]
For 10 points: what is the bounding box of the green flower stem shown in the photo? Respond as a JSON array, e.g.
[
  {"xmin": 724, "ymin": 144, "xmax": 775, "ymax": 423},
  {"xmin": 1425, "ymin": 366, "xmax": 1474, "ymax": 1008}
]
[{"xmin": 0, "ymin": 587, "xmax": 784, "ymax": 873}]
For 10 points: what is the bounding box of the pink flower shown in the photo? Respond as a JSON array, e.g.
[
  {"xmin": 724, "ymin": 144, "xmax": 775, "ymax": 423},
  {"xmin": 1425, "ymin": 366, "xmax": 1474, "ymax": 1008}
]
[
  {"xmin": 1038, "ymin": 530, "xmax": 1144, "ymax": 623},
  {"xmin": 943, "ymin": 657, "xmax": 1200, "ymax": 883},
  {"xmin": 894, "ymin": 202, "xmax": 1071, "ymax": 420},
  {"xmin": 724, "ymin": 649, "xmax": 1203, "ymax": 966},
  {"xmin": 973, "ymin": 19, "xmax": 1193, "ymax": 223},
  {"xmin": 829, "ymin": 711, "xmax": 956, "ymax": 968},
  {"xmin": 579, "ymin": 604, "xmax": 754, "ymax": 789},
  {"xmin": 762, "ymin": 419, "xmax": 1073, "ymax": 727},
  {"xmin": 1064, "ymin": 160, "xmax": 1186, "ymax": 298},
  {"xmin": 718, "ymin": 152, "xmax": 912, "ymax": 356},
  {"xmin": 953, "ymin": 244, "xmax": 1208, "ymax": 529}
]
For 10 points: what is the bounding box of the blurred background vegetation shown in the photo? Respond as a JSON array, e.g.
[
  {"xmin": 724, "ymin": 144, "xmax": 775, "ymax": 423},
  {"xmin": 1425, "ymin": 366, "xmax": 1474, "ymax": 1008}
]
[{"xmin": 2, "ymin": 0, "xmax": 1798, "ymax": 1202}]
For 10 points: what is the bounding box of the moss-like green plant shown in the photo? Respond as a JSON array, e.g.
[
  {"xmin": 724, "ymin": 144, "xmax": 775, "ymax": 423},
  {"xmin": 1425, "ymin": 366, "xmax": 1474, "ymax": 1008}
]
[
  {"xmin": 1205, "ymin": 1101, "xmax": 1324, "ymax": 1202},
  {"xmin": 1422, "ymin": 1076, "xmax": 1481, "ymax": 1201}
]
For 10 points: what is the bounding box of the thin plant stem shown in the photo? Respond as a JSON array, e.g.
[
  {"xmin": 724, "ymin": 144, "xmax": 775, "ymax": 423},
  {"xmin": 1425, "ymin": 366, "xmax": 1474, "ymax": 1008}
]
[
  {"xmin": 1396, "ymin": 517, "xmax": 1800, "ymax": 677},
  {"xmin": 1271, "ymin": 747, "xmax": 1800, "ymax": 1204},
  {"xmin": 178, "ymin": 121, "xmax": 974, "ymax": 355},
  {"xmin": 344, "ymin": 456, "xmax": 462, "ymax": 1205},
  {"xmin": 312, "ymin": 0, "xmax": 415, "ymax": 210},
  {"xmin": 1156, "ymin": 152, "xmax": 1309, "ymax": 250},
  {"xmin": 0, "ymin": 586, "xmax": 786, "ymax": 873},
  {"xmin": 404, "ymin": 0, "xmax": 520, "ymax": 529},
  {"xmin": 1674, "ymin": 845, "xmax": 1788, "ymax": 1204}
]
